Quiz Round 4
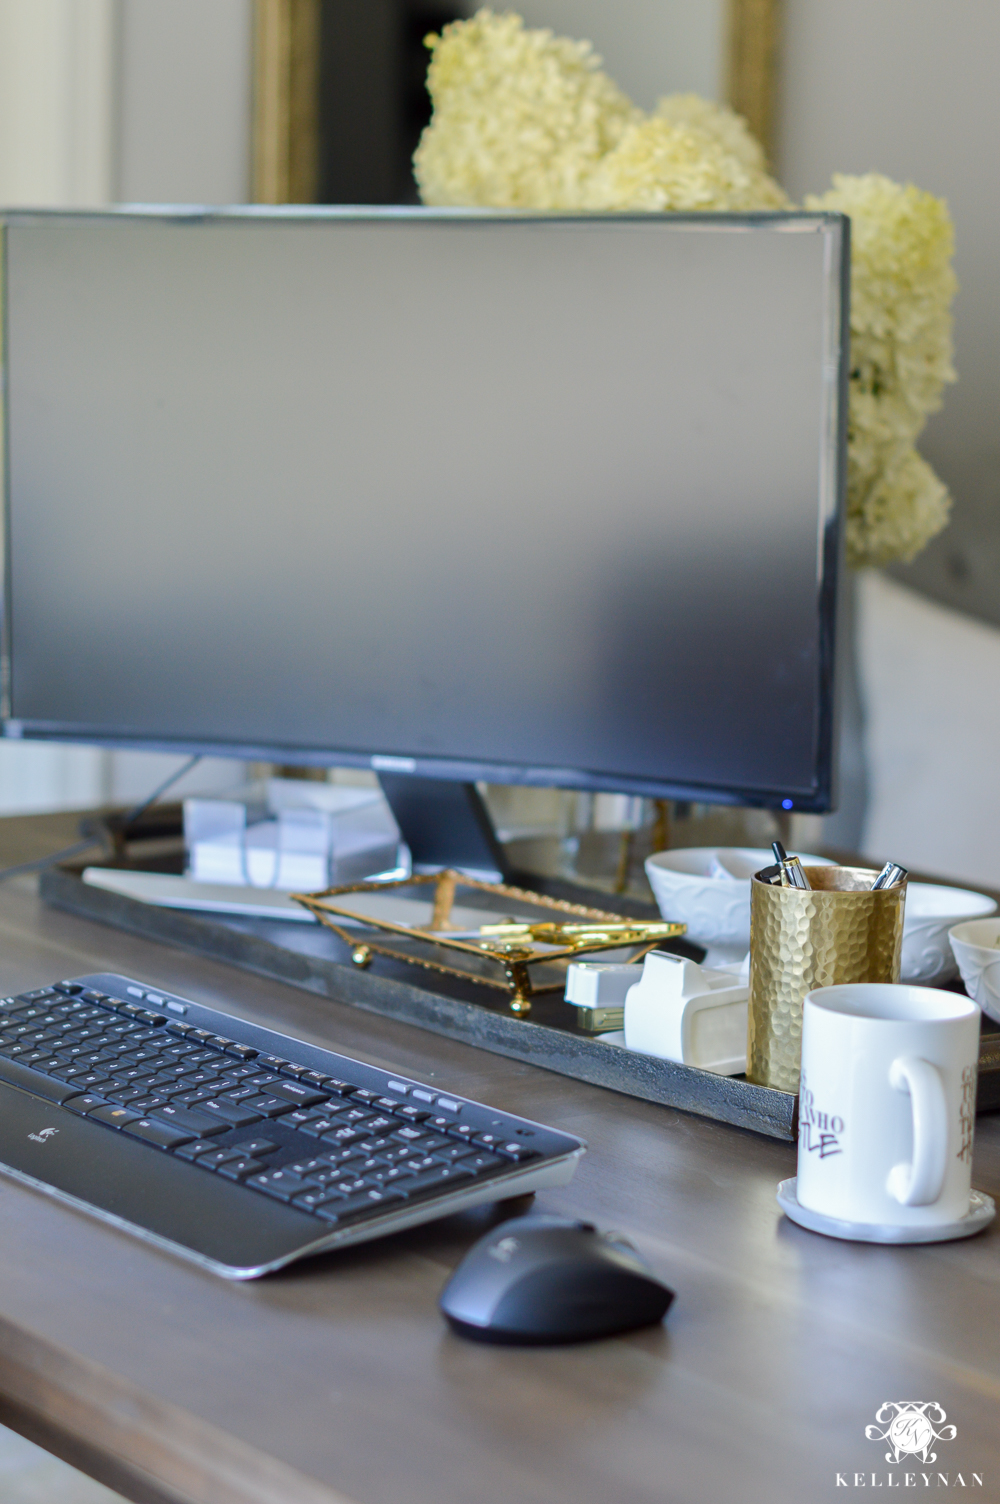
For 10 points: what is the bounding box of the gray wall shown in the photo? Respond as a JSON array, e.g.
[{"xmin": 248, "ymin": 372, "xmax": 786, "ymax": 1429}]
[{"xmin": 117, "ymin": 0, "xmax": 252, "ymax": 204}]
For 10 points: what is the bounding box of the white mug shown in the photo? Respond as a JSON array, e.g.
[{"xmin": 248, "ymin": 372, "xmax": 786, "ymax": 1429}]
[{"xmin": 797, "ymin": 984, "xmax": 980, "ymax": 1229}]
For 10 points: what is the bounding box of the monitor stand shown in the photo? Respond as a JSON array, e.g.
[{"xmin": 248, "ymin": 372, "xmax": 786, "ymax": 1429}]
[{"xmin": 376, "ymin": 773, "xmax": 512, "ymax": 883}]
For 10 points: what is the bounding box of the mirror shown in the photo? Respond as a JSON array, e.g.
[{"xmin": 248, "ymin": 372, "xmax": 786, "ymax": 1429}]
[{"xmin": 252, "ymin": 0, "xmax": 778, "ymax": 205}]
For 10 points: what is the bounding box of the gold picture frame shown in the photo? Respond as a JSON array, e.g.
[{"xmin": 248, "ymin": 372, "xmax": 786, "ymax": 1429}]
[{"xmin": 251, "ymin": 0, "xmax": 783, "ymax": 205}]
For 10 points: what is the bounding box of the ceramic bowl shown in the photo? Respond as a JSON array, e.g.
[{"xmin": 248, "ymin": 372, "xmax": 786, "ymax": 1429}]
[
  {"xmin": 949, "ymin": 917, "xmax": 1000, "ymax": 1024},
  {"xmin": 900, "ymin": 884, "xmax": 997, "ymax": 984},
  {"xmin": 644, "ymin": 847, "xmax": 831, "ymax": 967}
]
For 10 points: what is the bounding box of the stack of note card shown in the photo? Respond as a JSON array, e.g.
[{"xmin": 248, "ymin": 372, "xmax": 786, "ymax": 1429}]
[{"xmin": 184, "ymin": 779, "xmax": 400, "ymax": 890}]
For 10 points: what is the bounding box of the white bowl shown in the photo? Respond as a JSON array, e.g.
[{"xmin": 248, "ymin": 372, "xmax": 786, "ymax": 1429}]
[
  {"xmin": 949, "ymin": 917, "xmax": 1000, "ymax": 1024},
  {"xmin": 644, "ymin": 847, "xmax": 832, "ymax": 967},
  {"xmin": 900, "ymin": 884, "xmax": 997, "ymax": 984}
]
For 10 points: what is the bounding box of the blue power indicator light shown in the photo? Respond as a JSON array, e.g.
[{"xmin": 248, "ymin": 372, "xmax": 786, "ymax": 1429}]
[{"xmin": 781, "ymin": 798, "xmax": 793, "ymax": 810}]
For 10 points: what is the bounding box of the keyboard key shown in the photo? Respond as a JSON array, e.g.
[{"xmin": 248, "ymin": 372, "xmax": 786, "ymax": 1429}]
[
  {"xmin": 349, "ymin": 1089, "xmax": 380, "ymax": 1105},
  {"xmin": 402, "ymin": 1163, "xmax": 474, "ymax": 1197},
  {"xmin": 317, "ymin": 1078, "xmax": 355, "ymax": 1097},
  {"xmin": 321, "ymin": 1126, "xmax": 367, "ymax": 1147},
  {"xmin": 436, "ymin": 1143, "xmax": 477, "ymax": 1163},
  {"xmin": 368, "ymin": 1163, "xmax": 416, "ymax": 1185},
  {"xmin": 292, "ymin": 1189, "xmax": 343, "ymax": 1212},
  {"xmin": 323, "ymin": 1186, "xmax": 406, "ymax": 1221},
  {"xmin": 496, "ymin": 1143, "xmax": 539, "ymax": 1162},
  {"xmin": 286, "ymin": 1157, "xmax": 334, "ymax": 1177},
  {"xmin": 217, "ymin": 1157, "xmax": 266, "ymax": 1181},
  {"xmin": 243, "ymin": 1095, "xmax": 295, "ymax": 1119},
  {"xmin": 226, "ymin": 1137, "xmax": 277, "ymax": 1158},
  {"xmin": 461, "ymin": 1152, "xmax": 506, "ymax": 1174},
  {"xmin": 197, "ymin": 1147, "xmax": 245, "ymax": 1170},
  {"xmin": 152, "ymin": 1103, "xmax": 229, "ymax": 1137},
  {"xmin": 247, "ymin": 1170, "xmax": 319, "ymax": 1202},
  {"xmin": 62, "ymin": 1092, "xmax": 111, "ymax": 1115},
  {"xmin": 86, "ymin": 1103, "xmax": 142, "ymax": 1129},
  {"xmin": 0, "ymin": 1057, "xmax": 78, "ymax": 1104},
  {"xmin": 122, "ymin": 1118, "xmax": 196, "ymax": 1149},
  {"xmin": 299, "ymin": 1116, "xmax": 345, "ymax": 1139},
  {"xmin": 401, "ymin": 1154, "xmax": 440, "ymax": 1174},
  {"xmin": 396, "ymin": 1105, "xmax": 430, "ymax": 1122},
  {"xmin": 174, "ymin": 1140, "xmax": 218, "ymax": 1161},
  {"xmin": 197, "ymin": 1098, "xmax": 263, "ymax": 1127},
  {"xmin": 299, "ymin": 1071, "xmax": 329, "ymax": 1089},
  {"xmin": 356, "ymin": 1135, "xmax": 396, "ymax": 1154},
  {"xmin": 269, "ymin": 1080, "xmax": 329, "ymax": 1108},
  {"xmin": 328, "ymin": 1176, "xmax": 368, "ymax": 1197}
]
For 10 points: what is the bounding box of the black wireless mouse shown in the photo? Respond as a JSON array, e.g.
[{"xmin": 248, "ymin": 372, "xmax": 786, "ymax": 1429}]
[{"xmin": 439, "ymin": 1214, "xmax": 674, "ymax": 1344}]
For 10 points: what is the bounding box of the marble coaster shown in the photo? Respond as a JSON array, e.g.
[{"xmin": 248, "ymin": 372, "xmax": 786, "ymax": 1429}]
[{"xmin": 776, "ymin": 1177, "xmax": 996, "ymax": 1245}]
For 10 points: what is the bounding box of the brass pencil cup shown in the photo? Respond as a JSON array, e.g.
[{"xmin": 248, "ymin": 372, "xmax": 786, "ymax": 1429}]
[{"xmin": 747, "ymin": 867, "xmax": 905, "ymax": 1093}]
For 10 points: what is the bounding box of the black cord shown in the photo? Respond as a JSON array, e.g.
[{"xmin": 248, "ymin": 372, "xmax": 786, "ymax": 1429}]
[{"xmin": 0, "ymin": 753, "xmax": 203, "ymax": 883}]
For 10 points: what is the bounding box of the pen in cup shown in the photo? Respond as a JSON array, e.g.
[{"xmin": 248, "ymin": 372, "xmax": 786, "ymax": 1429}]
[
  {"xmin": 870, "ymin": 861, "xmax": 908, "ymax": 891},
  {"xmin": 772, "ymin": 840, "xmax": 812, "ymax": 890}
]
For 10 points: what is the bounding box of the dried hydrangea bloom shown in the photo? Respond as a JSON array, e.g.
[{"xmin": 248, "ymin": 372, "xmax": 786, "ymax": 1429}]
[
  {"xmin": 414, "ymin": 10, "xmax": 637, "ymax": 209},
  {"xmin": 583, "ymin": 115, "xmax": 787, "ymax": 212},
  {"xmin": 806, "ymin": 174, "xmax": 957, "ymax": 567},
  {"xmin": 846, "ymin": 442, "xmax": 951, "ymax": 570},
  {"xmin": 654, "ymin": 93, "xmax": 773, "ymax": 180}
]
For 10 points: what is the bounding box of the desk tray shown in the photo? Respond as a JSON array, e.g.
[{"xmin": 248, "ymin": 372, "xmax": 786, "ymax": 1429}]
[{"xmin": 41, "ymin": 866, "xmax": 1000, "ymax": 1143}]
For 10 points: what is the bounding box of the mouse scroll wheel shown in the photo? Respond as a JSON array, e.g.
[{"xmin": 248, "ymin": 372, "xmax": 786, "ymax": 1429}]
[{"xmin": 576, "ymin": 1221, "xmax": 597, "ymax": 1233}]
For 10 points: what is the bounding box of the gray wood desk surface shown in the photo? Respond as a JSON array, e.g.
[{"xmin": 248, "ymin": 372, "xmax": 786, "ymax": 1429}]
[{"xmin": 0, "ymin": 877, "xmax": 998, "ymax": 1504}]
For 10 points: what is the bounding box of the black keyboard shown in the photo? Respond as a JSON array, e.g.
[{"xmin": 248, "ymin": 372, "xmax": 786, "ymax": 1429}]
[{"xmin": 0, "ymin": 973, "xmax": 585, "ymax": 1277}]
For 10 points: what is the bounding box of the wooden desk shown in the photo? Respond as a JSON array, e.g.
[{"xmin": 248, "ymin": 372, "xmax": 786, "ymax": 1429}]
[{"xmin": 0, "ymin": 875, "xmax": 998, "ymax": 1504}]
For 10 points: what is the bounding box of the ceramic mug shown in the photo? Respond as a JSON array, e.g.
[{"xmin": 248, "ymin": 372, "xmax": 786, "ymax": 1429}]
[{"xmin": 797, "ymin": 983, "xmax": 980, "ymax": 1230}]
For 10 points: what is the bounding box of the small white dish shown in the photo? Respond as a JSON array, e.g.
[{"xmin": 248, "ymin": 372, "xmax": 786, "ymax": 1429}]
[
  {"xmin": 644, "ymin": 847, "xmax": 831, "ymax": 966},
  {"xmin": 901, "ymin": 883, "xmax": 996, "ymax": 984},
  {"xmin": 949, "ymin": 917, "xmax": 1000, "ymax": 1024},
  {"xmin": 777, "ymin": 1177, "xmax": 995, "ymax": 1244}
]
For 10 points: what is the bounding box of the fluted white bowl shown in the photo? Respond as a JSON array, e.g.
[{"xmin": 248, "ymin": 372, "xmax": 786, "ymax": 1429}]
[
  {"xmin": 644, "ymin": 847, "xmax": 832, "ymax": 967},
  {"xmin": 900, "ymin": 884, "xmax": 996, "ymax": 985},
  {"xmin": 949, "ymin": 917, "xmax": 1000, "ymax": 1024}
]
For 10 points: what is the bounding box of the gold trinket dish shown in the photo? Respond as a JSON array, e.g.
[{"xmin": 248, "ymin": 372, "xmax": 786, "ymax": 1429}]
[{"xmin": 292, "ymin": 869, "xmax": 685, "ymax": 1016}]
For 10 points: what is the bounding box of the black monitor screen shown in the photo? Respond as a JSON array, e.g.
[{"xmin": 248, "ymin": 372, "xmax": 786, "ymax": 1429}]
[{"xmin": 2, "ymin": 209, "xmax": 846, "ymax": 810}]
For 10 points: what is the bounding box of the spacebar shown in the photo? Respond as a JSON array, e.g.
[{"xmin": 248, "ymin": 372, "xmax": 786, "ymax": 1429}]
[{"xmin": 0, "ymin": 1056, "xmax": 76, "ymax": 1105}]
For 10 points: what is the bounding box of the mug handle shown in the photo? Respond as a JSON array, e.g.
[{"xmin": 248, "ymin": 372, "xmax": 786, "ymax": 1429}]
[{"xmin": 886, "ymin": 1056, "xmax": 949, "ymax": 1206}]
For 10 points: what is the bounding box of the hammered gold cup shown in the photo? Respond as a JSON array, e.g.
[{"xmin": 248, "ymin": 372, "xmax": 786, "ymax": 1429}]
[{"xmin": 747, "ymin": 867, "xmax": 905, "ymax": 1092}]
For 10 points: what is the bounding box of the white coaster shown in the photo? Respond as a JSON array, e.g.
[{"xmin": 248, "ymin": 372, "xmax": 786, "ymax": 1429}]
[{"xmin": 776, "ymin": 1177, "xmax": 996, "ymax": 1245}]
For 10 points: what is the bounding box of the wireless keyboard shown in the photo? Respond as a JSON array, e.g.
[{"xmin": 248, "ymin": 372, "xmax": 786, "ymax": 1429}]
[{"xmin": 0, "ymin": 973, "xmax": 585, "ymax": 1277}]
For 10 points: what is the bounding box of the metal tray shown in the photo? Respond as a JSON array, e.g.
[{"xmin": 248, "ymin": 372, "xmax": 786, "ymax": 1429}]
[{"xmin": 40, "ymin": 866, "xmax": 1000, "ymax": 1142}]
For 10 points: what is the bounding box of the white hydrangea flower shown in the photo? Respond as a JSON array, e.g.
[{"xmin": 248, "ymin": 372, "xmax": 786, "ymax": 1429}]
[
  {"xmin": 654, "ymin": 93, "xmax": 772, "ymax": 179},
  {"xmin": 806, "ymin": 174, "xmax": 957, "ymax": 567},
  {"xmin": 414, "ymin": 10, "xmax": 637, "ymax": 210},
  {"xmin": 583, "ymin": 116, "xmax": 787, "ymax": 212}
]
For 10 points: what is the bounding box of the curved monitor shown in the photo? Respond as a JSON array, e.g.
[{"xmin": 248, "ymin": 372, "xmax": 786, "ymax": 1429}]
[{"xmin": 1, "ymin": 208, "xmax": 847, "ymax": 811}]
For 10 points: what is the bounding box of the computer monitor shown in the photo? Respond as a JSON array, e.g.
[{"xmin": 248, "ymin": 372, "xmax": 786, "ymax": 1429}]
[{"xmin": 1, "ymin": 207, "xmax": 847, "ymax": 857}]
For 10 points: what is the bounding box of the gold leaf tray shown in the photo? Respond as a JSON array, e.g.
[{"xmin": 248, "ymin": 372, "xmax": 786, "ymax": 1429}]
[{"xmin": 291, "ymin": 868, "xmax": 684, "ymax": 1016}]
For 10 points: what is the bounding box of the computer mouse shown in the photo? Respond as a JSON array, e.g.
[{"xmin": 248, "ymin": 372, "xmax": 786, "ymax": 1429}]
[{"xmin": 439, "ymin": 1213, "xmax": 674, "ymax": 1344}]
